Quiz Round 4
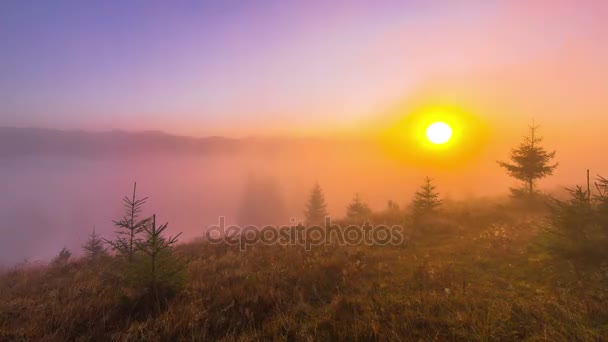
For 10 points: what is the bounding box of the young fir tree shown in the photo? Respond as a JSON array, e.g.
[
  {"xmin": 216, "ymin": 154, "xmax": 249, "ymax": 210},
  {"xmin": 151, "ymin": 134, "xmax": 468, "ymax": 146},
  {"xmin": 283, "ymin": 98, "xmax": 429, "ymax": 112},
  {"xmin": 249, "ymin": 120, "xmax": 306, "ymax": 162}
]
[
  {"xmin": 548, "ymin": 186, "xmax": 594, "ymax": 256},
  {"xmin": 594, "ymin": 175, "xmax": 608, "ymax": 233},
  {"xmin": 346, "ymin": 193, "xmax": 372, "ymax": 222},
  {"xmin": 132, "ymin": 214, "xmax": 184, "ymax": 305},
  {"xmin": 82, "ymin": 228, "xmax": 107, "ymax": 260},
  {"xmin": 545, "ymin": 175, "xmax": 608, "ymax": 259},
  {"xmin": 498, "ymin": 122, "xmax": 558, "ymax": 196},
  {"xmin": 304, "ymin": 182, "xmax": 329, "ymax": 226},
  {"xmin": 412, "ymin": 177, "xmax": 441, "ymax": 217},
  {"xmin": 106, "ymin": 182, "xmax": 149, "ymax": 262}
]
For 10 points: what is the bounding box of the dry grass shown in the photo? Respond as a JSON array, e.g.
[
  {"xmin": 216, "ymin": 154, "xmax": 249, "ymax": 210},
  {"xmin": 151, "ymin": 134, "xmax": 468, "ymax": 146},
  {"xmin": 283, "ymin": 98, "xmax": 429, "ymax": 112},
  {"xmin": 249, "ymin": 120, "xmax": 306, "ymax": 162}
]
[{"xmin": 1, "ymin": 201, "xmax": 607, "ymax": 341}]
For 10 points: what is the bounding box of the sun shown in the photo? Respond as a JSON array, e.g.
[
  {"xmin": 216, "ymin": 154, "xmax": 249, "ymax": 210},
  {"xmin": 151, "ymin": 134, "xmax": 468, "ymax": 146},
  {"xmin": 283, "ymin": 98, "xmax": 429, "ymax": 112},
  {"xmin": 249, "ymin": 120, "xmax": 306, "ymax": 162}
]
[
  {"xmin": 425, "ymin": 121, "xmax": 453, "ymax": 144},
  {"xmin": 379, "ymin": 104, "xmax": 489, "ymax": 166}
]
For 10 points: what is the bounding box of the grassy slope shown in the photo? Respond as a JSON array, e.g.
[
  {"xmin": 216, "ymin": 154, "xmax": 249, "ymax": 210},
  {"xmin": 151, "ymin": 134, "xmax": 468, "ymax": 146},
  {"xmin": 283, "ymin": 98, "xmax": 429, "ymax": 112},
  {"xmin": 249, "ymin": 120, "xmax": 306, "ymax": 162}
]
[{"xmin": 1, "ymin": 200, "xmax": 607, "ymax": 341}]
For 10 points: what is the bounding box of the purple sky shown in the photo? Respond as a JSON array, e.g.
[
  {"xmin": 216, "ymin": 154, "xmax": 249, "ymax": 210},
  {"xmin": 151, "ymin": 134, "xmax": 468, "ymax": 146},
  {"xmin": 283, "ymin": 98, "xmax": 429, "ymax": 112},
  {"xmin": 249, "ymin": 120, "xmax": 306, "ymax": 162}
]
[{"xmin": 1, "ymin": 1, "xmax": 606, "ymax": 136}]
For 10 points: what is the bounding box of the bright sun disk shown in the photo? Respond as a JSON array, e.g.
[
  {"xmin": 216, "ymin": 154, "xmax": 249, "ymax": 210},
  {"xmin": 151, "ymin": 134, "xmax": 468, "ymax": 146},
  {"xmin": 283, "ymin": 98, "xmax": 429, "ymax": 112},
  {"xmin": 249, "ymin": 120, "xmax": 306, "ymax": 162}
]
[{"xmin": 426, "ymin": 122, "xmax": 453, "ymax": 144}]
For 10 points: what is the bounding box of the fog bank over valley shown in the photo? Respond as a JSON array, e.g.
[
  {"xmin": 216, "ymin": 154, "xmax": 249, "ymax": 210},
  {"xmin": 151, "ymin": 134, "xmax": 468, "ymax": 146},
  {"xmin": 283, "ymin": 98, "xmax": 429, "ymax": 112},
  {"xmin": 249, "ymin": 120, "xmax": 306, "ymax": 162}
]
[{"xmin": 0, "ymin": 127, "xmax": 595, "ymax": 265}]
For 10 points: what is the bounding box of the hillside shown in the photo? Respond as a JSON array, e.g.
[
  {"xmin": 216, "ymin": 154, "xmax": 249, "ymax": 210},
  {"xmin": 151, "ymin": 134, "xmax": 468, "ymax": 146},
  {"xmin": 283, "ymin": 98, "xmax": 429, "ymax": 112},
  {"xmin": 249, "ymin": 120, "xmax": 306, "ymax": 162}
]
[{"xmin": 1, "ymin": 198, "xmax": 607, "ymax": 341}]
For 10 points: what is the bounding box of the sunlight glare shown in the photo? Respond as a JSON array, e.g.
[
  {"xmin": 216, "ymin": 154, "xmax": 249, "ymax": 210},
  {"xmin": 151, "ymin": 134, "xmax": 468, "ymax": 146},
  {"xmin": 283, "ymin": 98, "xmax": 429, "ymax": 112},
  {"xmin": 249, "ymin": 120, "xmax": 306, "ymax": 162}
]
[{"xmin": 426, "ymin": 122, "xmax": 453, "ymax": 144}]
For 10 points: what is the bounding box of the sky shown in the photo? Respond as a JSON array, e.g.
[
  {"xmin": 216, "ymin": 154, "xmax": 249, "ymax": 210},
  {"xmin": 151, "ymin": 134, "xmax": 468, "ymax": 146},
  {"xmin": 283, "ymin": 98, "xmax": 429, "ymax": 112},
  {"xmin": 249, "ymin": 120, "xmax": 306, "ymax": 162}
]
[{"xmin": 0, "ymin": 0, "xmax": 607, "ymax": 137}]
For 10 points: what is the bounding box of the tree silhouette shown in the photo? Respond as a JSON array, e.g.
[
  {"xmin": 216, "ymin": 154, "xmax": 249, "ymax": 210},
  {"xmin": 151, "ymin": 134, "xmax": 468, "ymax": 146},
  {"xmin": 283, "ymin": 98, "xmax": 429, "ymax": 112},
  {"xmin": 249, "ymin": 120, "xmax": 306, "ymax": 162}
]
[
  {"xmin": 106, "ymin": 182, "xmax": 150, "ymax": 262},
  {"xmin": 346, "ymin": 193, "xmax": 372, "ymax": 222},
  {"xmin": 498, "ymin": 123, "xmax": 558, "ymax": 196},
  {"xmin": 304, "ymin": 182, "xmax": 329, "ymax": 226},
  {"xmin": 132, "ymin": 214, "xmax": 184, "ymax": 308},
  {"xmin": 412, "ymin": 177, "xmax": 441, "ymax": 217},
  {"xmin": 548, "ymin": 186, "xmax": 594, "ymax": 255},
  {"xmin": 595, "ymin": 175, "xmax": 608, "ymax": 231},
  {"xmin": 82, "ymin": 228, "xmax": 107, "ymax": 260}
]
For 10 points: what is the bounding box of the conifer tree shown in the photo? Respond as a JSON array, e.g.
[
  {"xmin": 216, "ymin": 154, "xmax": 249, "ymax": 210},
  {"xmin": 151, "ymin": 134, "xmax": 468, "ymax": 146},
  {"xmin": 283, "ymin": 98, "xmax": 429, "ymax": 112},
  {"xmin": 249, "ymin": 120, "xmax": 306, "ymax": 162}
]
[
  {"xmin": 346, "ymin": 193, "xmax": 372, "ymax": 222},
  {"xmin": 545, "ymin": 175, "xmax": 608, "ymax": 259},
  {"xmin": 132, "ymin": 214, "xmax": 184, "ymax": 305},
  {"xmin": 498, "ymin": 122, "xmax": 558, "ymax": 196},
  {"xmin": 412, "ymin": 177, "xmax": 441, "ymax": 217},
  {"xmin": 304, "ymin": 182, "xmax": 329, "ymax": 226},
  {"xmin": 594, "ymin": 175, "xmax": 608, "ymax": 230},
  {"xmin": 106, "ymin": 182, "xmax": 149, "ymax": 262},
  {"xmin": 548, "ymin": 186, "xmax": 594, "ymax": 255},
  {"xmin": 82, "ymin": 228, "xmax": 107, "ymax": 260}
]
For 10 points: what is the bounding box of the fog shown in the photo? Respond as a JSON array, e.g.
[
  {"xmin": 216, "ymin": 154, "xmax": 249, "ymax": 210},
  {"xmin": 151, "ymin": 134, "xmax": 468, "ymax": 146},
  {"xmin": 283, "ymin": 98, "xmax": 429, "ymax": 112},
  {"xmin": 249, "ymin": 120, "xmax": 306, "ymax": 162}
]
[{"xmin": 0, "ymin": 130, "xmax": 602, "ymax": 266}]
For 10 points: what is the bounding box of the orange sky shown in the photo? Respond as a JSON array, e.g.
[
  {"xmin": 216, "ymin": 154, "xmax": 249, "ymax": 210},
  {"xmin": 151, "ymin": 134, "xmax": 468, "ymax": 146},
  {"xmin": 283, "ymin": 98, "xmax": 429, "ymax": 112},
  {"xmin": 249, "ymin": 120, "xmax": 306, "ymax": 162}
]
[
  {"xmin": 2, "ymin": 1, "xmax": 606, "ymax": 138},
  {"xmin": 2, "ymin": 0, "xmax": 607, "ymax": 187}
]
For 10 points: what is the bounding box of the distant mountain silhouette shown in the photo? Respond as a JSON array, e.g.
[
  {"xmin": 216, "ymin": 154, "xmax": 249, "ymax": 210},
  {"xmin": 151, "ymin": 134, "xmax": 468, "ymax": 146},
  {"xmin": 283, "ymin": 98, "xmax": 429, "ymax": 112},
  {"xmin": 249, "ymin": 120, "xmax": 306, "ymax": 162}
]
[
  {"xmin": 0, "ymin": 127, "xmax": 372, "ymax": 159},
  {"xmin": 0, "ymin": 127, "xmax": 242, "ymax": 158}
]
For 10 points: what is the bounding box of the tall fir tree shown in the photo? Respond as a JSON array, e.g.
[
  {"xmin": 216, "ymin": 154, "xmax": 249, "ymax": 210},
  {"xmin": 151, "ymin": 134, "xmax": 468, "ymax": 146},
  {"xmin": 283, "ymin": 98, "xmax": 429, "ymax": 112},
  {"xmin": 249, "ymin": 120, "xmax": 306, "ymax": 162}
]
[
  {"xmin": 304, "ymin": 182, "xmax": 329, "ymax": 226},
  {"xmin": 82, "ymin": 228, "xmax": 107, "ymax": 260},
  {"xmin": 412, "ymin": 177, "xmax": 441, "ymax": 217},
  {"xmin": 498, "ymin": 122, "xmax": 558, "ymax": 196},
  {"xmin": 346, "ymin": 193, "xmax": 372, "ymax": 222}
]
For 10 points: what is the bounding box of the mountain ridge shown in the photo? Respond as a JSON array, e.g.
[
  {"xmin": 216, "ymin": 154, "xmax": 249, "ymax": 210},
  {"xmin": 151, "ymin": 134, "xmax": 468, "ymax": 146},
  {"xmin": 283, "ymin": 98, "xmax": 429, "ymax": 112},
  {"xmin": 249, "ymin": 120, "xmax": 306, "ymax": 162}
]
[{"xmin": 0, "ymin": 126, "xmax": 370, "ymax": 158}]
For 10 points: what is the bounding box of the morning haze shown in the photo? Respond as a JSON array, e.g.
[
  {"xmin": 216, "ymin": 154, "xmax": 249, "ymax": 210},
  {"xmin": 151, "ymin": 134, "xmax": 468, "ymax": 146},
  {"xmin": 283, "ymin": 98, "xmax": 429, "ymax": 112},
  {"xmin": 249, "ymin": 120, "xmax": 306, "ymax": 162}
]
[{"xmin": 1, "ymin": 1, "xmax": 607, "ymax": 340}]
